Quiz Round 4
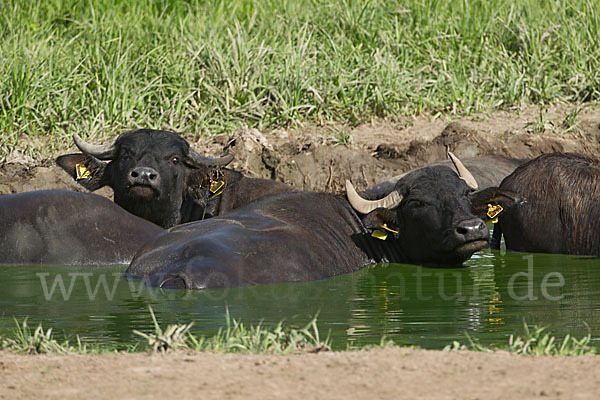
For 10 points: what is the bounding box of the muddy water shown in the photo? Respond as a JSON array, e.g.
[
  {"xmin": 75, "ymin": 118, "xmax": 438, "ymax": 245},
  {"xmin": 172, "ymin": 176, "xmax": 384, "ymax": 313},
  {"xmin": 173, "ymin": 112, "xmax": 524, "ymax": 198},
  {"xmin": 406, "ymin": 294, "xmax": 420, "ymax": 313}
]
[{"xmin": 1, "ymin": 249, "xmax": 599, "ymax": 350}]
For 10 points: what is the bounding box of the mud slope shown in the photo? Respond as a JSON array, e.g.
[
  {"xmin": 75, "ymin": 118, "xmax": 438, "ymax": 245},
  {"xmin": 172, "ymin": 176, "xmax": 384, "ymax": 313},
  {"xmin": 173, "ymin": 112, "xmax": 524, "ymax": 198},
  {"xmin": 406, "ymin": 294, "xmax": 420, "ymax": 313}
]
[{"xmin": 1, "ymin": 106, "xmax": 599, "ymax": 195}]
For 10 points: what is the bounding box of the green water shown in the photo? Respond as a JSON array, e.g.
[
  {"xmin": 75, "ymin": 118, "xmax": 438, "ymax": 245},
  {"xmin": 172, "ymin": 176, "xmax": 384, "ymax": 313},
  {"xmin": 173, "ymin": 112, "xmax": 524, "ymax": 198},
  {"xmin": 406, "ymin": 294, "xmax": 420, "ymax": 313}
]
[{"xmin": 1, "ymin": 249, "xmax": 599, "ymax": 350}]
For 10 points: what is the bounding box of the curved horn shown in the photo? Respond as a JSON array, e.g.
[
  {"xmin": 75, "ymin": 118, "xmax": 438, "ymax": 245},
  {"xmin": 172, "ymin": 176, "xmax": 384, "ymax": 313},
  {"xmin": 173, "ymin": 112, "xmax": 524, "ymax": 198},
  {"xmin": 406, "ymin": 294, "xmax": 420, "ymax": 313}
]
[
  {"xmin": 447, "ymin": 151, "xmax": 478, "ymax": 189},
  {"xmin": 346, "ymin": 180, "xmax": 403, "ymax": 214},
  {"xmin": 73, "ymin": 133, "xmax": 117, "ymax": 160},
  {"xmin": 185, "ymin": 147, "xmax": 234, "ymax": 168}
]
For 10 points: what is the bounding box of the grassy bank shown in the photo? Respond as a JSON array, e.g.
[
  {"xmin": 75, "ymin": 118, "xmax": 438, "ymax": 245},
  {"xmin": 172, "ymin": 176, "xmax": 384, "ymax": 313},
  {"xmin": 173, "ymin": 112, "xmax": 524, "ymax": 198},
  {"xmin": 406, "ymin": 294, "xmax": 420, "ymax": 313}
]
[
  {"xmin": 0, "ymin": 310, "xmax": 596, "ymax": 356},
  {"xmin": 1, "ymin": 0, "xmax": 600, "ymax": 158}
]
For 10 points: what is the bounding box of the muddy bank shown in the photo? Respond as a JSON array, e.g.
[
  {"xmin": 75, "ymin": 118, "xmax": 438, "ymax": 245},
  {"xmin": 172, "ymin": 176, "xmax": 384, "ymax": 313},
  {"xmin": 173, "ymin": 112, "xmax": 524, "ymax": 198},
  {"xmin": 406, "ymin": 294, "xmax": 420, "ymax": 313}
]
[
  {"xmin": 1, "ymin": 348, "xmax": 599, "ymax": 399},
  {"xmin": 1, "ymin": 105, "xmax": 599, "ymax": 195}
]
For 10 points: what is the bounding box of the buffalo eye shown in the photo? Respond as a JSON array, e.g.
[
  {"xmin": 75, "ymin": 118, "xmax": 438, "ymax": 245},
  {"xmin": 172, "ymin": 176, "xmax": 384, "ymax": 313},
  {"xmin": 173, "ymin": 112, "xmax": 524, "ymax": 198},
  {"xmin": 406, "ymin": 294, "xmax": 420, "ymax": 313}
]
[
  {"xmin": 171, "ymin": 156, "xmax": 180, "ymax": 165},
  {"xmin": 407, "ymin": 199, "xmax": 427, "ymax": 208}
]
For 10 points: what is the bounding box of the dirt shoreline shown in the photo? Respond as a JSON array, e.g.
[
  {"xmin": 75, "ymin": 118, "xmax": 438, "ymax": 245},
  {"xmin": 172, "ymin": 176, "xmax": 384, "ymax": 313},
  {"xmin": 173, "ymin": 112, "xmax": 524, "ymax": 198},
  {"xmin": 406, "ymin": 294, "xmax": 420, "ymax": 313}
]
[
  {"xmin": 2, "ymin": 105, "xmax": 599, "ymax": 195},
  {"xmin": 2, "ymin": 347, "xmax": 599, "ymax": 399}
]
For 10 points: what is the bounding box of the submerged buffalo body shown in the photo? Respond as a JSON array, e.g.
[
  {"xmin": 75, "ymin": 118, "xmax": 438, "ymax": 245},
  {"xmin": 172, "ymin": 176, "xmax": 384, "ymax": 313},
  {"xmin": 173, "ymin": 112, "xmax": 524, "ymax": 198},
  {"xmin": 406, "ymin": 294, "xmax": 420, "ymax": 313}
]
[
  {"xmin": 57, "ymin": 129, "xmax": 293, "ymax": 228},
  {"xmin": 0, "ymin": 190, "xmax": 163, "ymax": 265},
  {"xmin": 126, "ymin": 155, "xmax": 520, "ymax": 289},
  {"xmin": 491, "ymin": 152, "xmax": 600, "ymax": 255}
]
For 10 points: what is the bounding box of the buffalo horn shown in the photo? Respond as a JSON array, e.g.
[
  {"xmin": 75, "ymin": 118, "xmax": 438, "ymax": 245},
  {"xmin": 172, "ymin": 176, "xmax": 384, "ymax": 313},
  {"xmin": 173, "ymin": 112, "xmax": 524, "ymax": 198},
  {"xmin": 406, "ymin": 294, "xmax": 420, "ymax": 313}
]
[
  {"xmin": 73, "ymin": 133, "xmax": 117, "ymax": 160},
  {"xmin": 185, "ymin": 147, "xmax": 234, "ymax": 168},
  {"xmin": 346, "ymin": 180, "xmax": 403, "ymax": 215},
  {"xmin": 447, "ymin": 151, "xmax": 478, "ymax": 190}
]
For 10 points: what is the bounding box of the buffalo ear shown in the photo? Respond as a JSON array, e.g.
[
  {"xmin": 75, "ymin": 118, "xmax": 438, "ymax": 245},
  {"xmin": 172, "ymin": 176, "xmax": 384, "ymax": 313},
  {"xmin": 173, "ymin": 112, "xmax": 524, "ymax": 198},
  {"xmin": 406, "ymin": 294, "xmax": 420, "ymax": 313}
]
[
  {"xmin": 56, "ymin": 153, "xmax": 109, "ymax": 191},
  {"xmin": 470, "ymin": 187, "xmax": 524, "ymax": 221},
  {"xmin": 185, "ymin": 169, "xmax": 212, "ymax": 205},
  {"xmin": 361, "ymin": 208, "xmax": 400, "ymax": 234}
]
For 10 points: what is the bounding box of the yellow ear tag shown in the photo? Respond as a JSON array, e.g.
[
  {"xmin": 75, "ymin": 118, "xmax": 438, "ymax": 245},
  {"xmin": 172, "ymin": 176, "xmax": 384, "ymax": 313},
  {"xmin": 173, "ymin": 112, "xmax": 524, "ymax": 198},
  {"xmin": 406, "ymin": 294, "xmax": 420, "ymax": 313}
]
[
  {"xmin": 209, "ymin": 180, "xmax": 225, "ymax": 197},
  {"xmin": 371, "ymin": 230, "xmax": 388, "ymax": 240},
  {"xmin": 75, "ymin": 164, "xmax": 91, "ymax": 180},
  {"xmin": 487, "ymin": 204, "xmax": 503, "ymax": 223}
]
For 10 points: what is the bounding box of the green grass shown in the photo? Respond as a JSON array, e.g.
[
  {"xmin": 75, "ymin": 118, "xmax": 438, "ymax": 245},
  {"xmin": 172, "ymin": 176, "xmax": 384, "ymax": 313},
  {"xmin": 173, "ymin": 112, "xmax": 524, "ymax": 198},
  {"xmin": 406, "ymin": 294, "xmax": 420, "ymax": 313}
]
[
  {"xmin": 134, "ymin": 306, "xmax": 331, "ymax": 353},
  {"xmin": 0, "ymin": 308, "xmax": 331, "ymax": 355},
  {"xmin": 0, "ymin": 318, "xmax": 115, "ymax": 354},
  {"xmin": 446, "ymin": 322, "xmax": 597, "ymax": 356},
  {"xmin": 1, "ymin": 0, "xmax": 600, "ymax": 158},
  {"xmin": 332, "ymin": 128, "xmax": 352, "ymax": 145},
  {"xmin": 561, "ymin": 104, "xmax": 584, "ymax": 132},
  {"xmin": 0, "ymin": 311, "xmax": 596, "ymax": 356}
]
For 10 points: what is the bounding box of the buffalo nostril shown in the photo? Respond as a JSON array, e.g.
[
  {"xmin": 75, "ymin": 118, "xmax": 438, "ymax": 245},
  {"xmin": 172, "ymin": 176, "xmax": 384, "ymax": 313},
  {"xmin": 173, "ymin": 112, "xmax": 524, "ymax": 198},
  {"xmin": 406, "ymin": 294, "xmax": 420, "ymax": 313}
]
[
  {"xmin": 131, "ymin": 170, "xmax": 139, "ymax": 178},
  {"xmin": 456, "ymin": 226, "xmax": 469, "ymax": 235}
]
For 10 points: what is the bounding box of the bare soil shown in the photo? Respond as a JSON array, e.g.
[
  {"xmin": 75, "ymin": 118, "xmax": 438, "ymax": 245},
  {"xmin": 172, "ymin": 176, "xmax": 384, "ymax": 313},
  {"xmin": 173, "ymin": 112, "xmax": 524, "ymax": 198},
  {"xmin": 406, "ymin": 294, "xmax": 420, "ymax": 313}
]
[
  {"xmin": 1, "ymin": 347, "xmax": 599, "ymax": 399},
  {"xmin": 1, "ymin": 105, "xmax": 599, "ymax": 398},
  {"xmin": 1, "ymin": 105, "xmax": 599, "ymax": 195}
]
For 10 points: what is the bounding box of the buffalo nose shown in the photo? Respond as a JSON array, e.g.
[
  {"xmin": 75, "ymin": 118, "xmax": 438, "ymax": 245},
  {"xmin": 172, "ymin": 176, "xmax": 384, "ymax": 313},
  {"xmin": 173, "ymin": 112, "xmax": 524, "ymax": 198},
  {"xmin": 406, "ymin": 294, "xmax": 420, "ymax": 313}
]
[
  {"xmin": 130, "ymin": 167, "xmax": 158, "ymax": 184},
  {"xmin": 455, "ymin": 218, "xmax": 488, "ymax": 240}
]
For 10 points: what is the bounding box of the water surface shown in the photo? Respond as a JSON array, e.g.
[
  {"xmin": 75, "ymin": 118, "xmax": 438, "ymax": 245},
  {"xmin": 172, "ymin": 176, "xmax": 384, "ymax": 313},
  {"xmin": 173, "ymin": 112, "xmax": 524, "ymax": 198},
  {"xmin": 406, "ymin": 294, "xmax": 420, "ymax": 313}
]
[{"xmin": 1, "ymin": 249, "xmax": 599, "ymax": 350}]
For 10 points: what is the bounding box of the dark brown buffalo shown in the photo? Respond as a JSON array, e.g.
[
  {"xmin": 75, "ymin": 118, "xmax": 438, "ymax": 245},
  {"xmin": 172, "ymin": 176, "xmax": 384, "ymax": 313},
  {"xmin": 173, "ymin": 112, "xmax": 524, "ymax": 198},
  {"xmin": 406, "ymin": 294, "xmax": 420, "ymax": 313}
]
[
  {"xmin": 57, "ymin": 129, "xmax": 294, "ymax": 228},
  {"xmin": 0, "ymin": 190, "xmax": 163, "ymax": 265},
  {"xmin": 126, "ymin": 154, "xmax": 521, "ymax": 289},
  {"xmin": 491, "ymin": 152, "xmax": 600, "ymax": 255}
]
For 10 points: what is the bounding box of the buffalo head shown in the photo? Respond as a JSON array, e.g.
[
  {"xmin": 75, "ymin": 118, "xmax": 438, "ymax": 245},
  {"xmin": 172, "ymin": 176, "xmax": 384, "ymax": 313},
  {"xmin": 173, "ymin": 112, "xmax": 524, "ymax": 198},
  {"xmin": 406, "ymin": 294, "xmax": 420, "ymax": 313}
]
[
  {"xmin": 346, "ymin": 152, "xmax": 522, "ymax": 265},
  {"xmin": 57, "ymin": 129, "xmax": 233, "ymax": 228}
]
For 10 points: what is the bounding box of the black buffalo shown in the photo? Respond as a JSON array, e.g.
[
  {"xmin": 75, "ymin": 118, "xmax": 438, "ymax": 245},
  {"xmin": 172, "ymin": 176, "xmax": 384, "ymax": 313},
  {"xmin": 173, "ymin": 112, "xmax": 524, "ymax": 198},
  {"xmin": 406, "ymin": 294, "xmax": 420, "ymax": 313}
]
[
  {"xmin": 56, "ymin": 129, "xmax": 294, "ymax": 228},
  {"xmin": 491, "ymin": 152, "xmax": 600, "ymax": 255},
  {"xmin": 0, "ymin": 190, "xmax": 162, "ymax": 265},
  {"xmin": 126, "ymin": 153, "xmax": 521, "ymax": 289}
]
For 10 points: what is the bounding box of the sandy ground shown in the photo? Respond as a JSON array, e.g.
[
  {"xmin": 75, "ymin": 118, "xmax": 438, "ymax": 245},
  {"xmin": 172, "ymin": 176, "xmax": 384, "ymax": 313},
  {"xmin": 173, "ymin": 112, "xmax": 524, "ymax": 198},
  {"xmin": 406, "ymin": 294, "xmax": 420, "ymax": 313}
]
[{"xmin": 1, "ymin": 347, "xmax": 599, "ymax": 400}]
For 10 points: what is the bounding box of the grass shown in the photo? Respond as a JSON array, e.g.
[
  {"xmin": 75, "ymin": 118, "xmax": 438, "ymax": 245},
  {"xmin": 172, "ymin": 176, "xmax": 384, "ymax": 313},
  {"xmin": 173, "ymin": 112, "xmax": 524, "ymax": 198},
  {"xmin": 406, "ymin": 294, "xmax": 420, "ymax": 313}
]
[
  {"xmin": 133, "ymin": 307, "xmax": 194, "ymax": 353},
  {"xmin": 332, "ymin": 128, "xmax": 352, "ymax": 145},
  {"xmin": 0, "ymin": 318, "xmax": 111, "ymax": 355},
  {"xmin": 1, "ymin": 0, "xmax": 600, "ymax": 158},
  {"xmin": 0, "ymin": 307, "xmax": 330, "ymax": 355},
  {"xmin": 529, "ymin": 104, "xmax": 550, "ymax": 133},
  {"xmin": 134, "ymin": 306, "xmax": 331, "ymax": 353},
  {"xmin": 561, "ymin": 104, "xmax": 584, "ymax": 133},
  {"xmin": 446, "ymin": 322, "xmax": 597, "ymax": 356},
  {"xmin": 0, "ymin": 310, "xmax": 596, "ymax": 356}
]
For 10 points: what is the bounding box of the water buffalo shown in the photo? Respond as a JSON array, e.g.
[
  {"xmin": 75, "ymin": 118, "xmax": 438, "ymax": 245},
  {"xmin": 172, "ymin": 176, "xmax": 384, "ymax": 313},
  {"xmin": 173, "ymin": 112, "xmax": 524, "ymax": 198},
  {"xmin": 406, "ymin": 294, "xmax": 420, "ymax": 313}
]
[
  {"xmin": 125, "ymin": 153, "xmax": 521, "ymax": 289},
  {"xmin": 0, "ymin": 190, "xmax": 163, "ymax": 265},
  {"xmin": 56, "ymin": 129, "xmax": 294, "ymax": 228},
  {"xmin": 491, "ymin": 152, "xmax": 600, "ymax": 255}
]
